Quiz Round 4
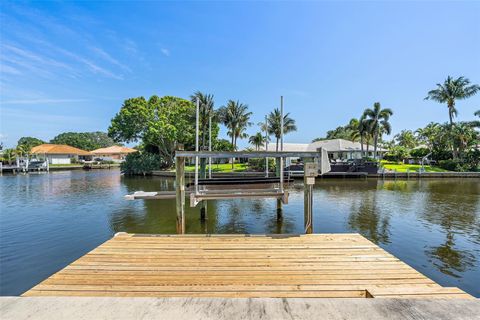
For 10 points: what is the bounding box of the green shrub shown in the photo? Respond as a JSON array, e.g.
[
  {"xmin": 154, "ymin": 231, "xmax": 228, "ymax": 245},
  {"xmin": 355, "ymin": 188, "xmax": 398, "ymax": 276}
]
[
  {"xmin": 410, "ymin": 147, "xmax": 430, "ymax": 158},
  {"xmin": 384, "ymin": 146, "xmax": 410, "ymax": 162},
  {"xmin": 438, "ymin": 151, "xmax": 480, "ymax": 172},
  {"xmin": 121, "ymin": 152, "xmax": 165, "ymax": 175},
  {"xmin": 247, "ymin": 158, "xmax": 275, "ymax": 172},
  {"xmin": 100, "ymin": 160, "xmax": 115, "ymax": 164}
]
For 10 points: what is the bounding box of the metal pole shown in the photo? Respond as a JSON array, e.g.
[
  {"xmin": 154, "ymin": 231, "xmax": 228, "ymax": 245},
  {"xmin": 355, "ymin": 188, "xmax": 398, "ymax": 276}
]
[
  {"xmin": 195, "ymin": 98, "xmax": 199, "ymax": 195},
  {"xmin": 265, "ymin": 115, "xmax": 268, "ymax": 178},
  {"xmin": 209, "ymin": 116, "xmax": 212, "ymax": 179},
  {"xmin": 175, "ymin": 152, "xmax": 186, "ymax": 234},
  {"xmin": 279, "ymin": 96, "xmax": 284, "ymax": 193},
  {"xmin": 280, "ymin": 96, "xmax": 284, "ymax": 151},
  {"xmin": 304, "ymin": 157, "xmax": 314, "ymax": 234}
]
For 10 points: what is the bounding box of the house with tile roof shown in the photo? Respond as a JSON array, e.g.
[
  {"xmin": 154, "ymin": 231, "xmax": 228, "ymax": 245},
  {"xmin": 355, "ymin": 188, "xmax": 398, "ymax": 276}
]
[
  {"xmin": 90, "ymin": 146, "xmax": 137, "ymax": 161},
  {"xmin": 30, "ymin": 144, "xmax": 91, "ymax": 164}
]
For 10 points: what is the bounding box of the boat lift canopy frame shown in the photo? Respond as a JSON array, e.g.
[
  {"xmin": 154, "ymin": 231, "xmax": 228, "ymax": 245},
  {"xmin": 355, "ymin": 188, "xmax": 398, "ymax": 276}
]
[{"xmin": 176, "ymin": 150, "xmax": 323, "ymax": 207}]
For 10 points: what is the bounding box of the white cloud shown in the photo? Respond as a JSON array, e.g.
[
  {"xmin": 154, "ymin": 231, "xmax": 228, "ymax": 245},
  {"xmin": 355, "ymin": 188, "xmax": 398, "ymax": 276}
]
[
  {"xmin": 90, "ymin": 46, "xmax": 131, "ymax": 72},
  {"xmin": 55, "ymin": 47, "xmax": 124, "ymax": 80},
  {"xmin": 161, "ymin": 48, "xmax": 170, "ymax": 57},
  {"xmin": 0, "ymin": 64, "xmax": 22, "ymax": 75}
]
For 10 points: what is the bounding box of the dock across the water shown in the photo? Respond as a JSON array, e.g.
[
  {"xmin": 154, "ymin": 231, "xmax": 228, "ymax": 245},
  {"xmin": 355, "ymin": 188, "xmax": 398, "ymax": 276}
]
[{"xmin": 23, "ymin": 233, "xmax": 472, "ymax": 299}]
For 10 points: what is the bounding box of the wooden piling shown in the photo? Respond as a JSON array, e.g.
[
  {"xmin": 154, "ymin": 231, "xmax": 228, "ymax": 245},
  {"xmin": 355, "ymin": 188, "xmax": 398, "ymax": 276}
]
[
  {"xmin": 275, "ymin": 158, "xmax": 283, "ymax": 219},
  {"xmin": 200, "ymin": 158, "xmax": 207, "ymax": 221},
  {"xmin": 175, "ymin": 153, "xmax": 185, "ymax": 234},
  {"xmin": 304, "ymin": 157, "xmax": 313, "ymax": 234}
]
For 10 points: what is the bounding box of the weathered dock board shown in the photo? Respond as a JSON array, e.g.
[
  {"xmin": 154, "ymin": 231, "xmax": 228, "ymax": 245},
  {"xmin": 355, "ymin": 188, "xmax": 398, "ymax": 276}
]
[{"xmin": 23, "ymin": 233, "xmax": 472, "ymax": 299}]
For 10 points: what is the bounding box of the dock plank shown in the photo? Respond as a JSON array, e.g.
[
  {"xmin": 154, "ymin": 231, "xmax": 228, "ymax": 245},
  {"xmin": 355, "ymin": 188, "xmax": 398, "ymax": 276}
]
[{"xmin": 22, "ymin": 233, "xmax": 473, "ymax": 299}]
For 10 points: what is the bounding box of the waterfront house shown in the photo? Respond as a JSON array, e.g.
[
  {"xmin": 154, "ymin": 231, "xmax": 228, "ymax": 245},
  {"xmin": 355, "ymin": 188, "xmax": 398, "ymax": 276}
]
[
  {"xmin": 30, "ymin": 144, "xmax": 91, "ymax": 164},
  {"xmin": 90, "ymin": 145, "xmax": 137, "ymax": 161},
  {"xmin": 264, "ymin": 139, "xmax": 387, "ymax": 165}
]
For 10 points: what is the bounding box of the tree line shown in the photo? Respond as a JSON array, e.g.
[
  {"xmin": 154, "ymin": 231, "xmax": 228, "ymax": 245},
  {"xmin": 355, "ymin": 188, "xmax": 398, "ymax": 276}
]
[
  {"xmin": 0, "ymin": 132, "xmax": 117, "ymax": 165},
  {"xmin": 313, "ymin": 76, "xmax": 479, "ymax": 171},
  {"xmin": 108, "ymin": 92, "xmax": 297, "ymax": 172}
]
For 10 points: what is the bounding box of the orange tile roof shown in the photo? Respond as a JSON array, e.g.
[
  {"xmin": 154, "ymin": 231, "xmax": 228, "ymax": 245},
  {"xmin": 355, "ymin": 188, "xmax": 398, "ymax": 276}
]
[
  {"xmin": 90, "ymin": 146, "xmax": 137, "ymax": 155},
  {"xmin": 30, "ymin": 144, "xmax": 91, "ymax": 156}
]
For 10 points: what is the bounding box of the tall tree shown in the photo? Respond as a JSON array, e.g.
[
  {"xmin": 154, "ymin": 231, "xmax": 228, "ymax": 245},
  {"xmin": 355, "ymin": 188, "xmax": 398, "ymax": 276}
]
[
  {"xmin": 109, "ymin": 95, "xmax": 195, "ymax": 167},
  {"xmin": 190, "ymin": 91, "xmax": 216, "ymax": 150},
  {"xmin": 218, "ymin": 100, "xmax": 252, "ymax": 168},
  {"xmin": 394, "ymin": 130, "xmax": 418, "ymax": 149},
  {"xmin": 267, "ymin": 108, "xmax": 297, "ymax": 151},
  {"xmin": 362, "ymin": 102, "xmax": 393, "ymax": 159},
  {"xmin": 17, "ymin": 137, "xmax": 45, "ymax": 152},
  {"xmin": 248, "ymin": 132, "xmax": 266, "ymax": 151},
  {"xmin": 1, "ymin": 148, "xmax": 17, "ymax": 165},
  {"xmin": 425, "ymin": 76, "xmax": 480, "ymax": 125},
  {"xmin": 450, "ymin": 123, "xmax": 479, "ymax": 158},
  {"xmin": 50, "ymin": 132, "xmax": 115, "ymax": 151},
  {"xmin": 218, "ymin": 100, "xmax": 252, "ymax": 150},
  {"xmin": 475, "ymin": 110, "xmax": 480, "ymax": 118},
  {"xmin": 416, "ymin": 122, "xmax": 441, "ymax": 153},
  {"xmin": 347, "ymin": 116, "xmax": 371, "ymax": 157}
]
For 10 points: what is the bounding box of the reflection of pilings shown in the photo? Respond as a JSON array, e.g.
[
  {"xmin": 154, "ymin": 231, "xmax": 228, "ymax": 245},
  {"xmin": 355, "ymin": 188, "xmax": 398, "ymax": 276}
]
[
  {"xmin": 275, "ymin": 157, "xmax": 283, "ymax": 221},
  {"xmin": 200, "ymin": 201, "xmax": 207, "ymax": 221},
  {"xmin": 276, "ymin": 199, "xmax": 283, "ymax": 221}
]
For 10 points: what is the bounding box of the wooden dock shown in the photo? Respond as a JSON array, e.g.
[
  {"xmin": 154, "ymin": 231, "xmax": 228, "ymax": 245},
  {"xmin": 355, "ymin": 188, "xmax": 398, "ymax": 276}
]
[{"xmin": 23, "ymin": 233, "xmax": 472, "ymax": 299}]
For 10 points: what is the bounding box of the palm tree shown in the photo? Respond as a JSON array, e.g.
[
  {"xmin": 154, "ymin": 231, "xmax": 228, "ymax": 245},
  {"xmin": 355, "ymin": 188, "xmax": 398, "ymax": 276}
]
[
  {"xmin": 15, "ymin": 144, "xmax": 29, "ymax": 158},
  {"xmin": 416, "ymin": 122, "xmax": 440, "ymax": 152},
  {"xmin": 267, "ymin": 108, "xmax": 297, "ymax": 151},
  {"xmin": 394, "ymin": 130, "xmax": 418, "ymax": 149},
  {"xmin": 218, "ymin": 100, "xmax": 252, "ymax": 150},
  {"xmin": 218, "ymin": 100, "xmax": 252, "ymax": 168},
  {"xmin": 248, "ymin": 132, "xmax": 265, "ymax": 151},
  {"xmin": 346, "ymin": 118, "xmax": 360, "ymax": 142},
  {"xmin": 425, "ymin": 76, "xmax": 480, "ymax": 125},
  {"xmin": 475, "ymin": 110, "xmax": 480, "ymax": 118},
  {"xmin": 2, "ymin": 148, "xmax": 17, "ymax": 165},
  {"xmin": 190, "ymin": 91, "xmax": 215, "ymax": 150},
  {"xmin": 347, "ymin": 116, "xmax": 370, "ymax": 157},
  {"xmin": 451, "ymin": 123, "xmax": 478, "ymax": 157},
  {"xmin": 362, "ymin": 102, "xmax": 393, "ymax": 159}
]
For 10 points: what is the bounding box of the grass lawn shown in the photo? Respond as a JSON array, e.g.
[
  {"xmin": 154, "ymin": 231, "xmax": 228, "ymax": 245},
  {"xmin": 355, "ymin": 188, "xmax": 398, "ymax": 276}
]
[
  {"xmin": 49, "ymin": 164, "xmax": 83, "ymax": 167},
  {"xmin": 380, "ymin": 161, "xmax": 448, "ymax": 172},
  {"xmin": 183, "ymin": 163, "xmax": 248, "ymax": 172}
]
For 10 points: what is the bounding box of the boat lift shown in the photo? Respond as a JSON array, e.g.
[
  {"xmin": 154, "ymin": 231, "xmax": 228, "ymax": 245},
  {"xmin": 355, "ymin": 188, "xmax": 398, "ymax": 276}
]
[{"xmin": 125, "ymin": 96, "xmax": 331, "ymax": 234}]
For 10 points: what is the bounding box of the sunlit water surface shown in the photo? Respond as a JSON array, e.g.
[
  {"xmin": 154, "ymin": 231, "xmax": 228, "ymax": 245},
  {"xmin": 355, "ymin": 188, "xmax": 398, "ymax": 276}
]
[{"xmin": 1, "ymin": 169, "xmax": 479, "ymax": 296}]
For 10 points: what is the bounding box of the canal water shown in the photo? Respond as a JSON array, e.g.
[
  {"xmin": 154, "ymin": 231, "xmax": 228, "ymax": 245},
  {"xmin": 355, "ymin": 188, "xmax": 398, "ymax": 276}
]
[{"xmin": 1, "ymin": 169, "xmax": 479, "ymax": 297}]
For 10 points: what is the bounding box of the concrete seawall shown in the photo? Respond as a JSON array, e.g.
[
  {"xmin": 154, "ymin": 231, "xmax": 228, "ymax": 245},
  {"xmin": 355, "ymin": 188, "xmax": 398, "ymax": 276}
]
[
  {"xmin": 371, "ymin": 172, "xmax": 480, "ymax": 179},
  {"xmin": 152, "ymin": 170, "xmax": 480, "ymax": 179}
]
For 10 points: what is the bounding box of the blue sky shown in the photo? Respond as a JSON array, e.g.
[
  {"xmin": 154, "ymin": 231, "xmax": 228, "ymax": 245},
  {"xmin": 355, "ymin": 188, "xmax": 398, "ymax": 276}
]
[{"xmin": 1, "ymin": 1, "xmax": 479, "ymax": 148}]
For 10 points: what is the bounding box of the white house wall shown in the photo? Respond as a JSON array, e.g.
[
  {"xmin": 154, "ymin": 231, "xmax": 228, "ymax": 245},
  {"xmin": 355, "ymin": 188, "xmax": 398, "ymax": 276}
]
[{"xmin": 47, "ymin": 154, "xmax": 74, "ymax": 165}]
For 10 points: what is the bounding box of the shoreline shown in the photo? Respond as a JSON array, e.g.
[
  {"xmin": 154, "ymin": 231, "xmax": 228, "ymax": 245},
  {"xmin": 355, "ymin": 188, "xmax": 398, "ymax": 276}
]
[{"xmin": 151, "ymin": 170, "xmax": 480, "ymax": 179}]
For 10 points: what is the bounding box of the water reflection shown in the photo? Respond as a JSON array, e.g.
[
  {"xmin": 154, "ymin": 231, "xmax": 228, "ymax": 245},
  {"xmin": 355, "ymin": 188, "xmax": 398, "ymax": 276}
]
[
  {"xmin": 417, "ymin": 180, "xmax": 480, "ymax": 277},
  {"xmin": 427, "ymin": 231, "xmax": 476, "ymax": 278},
  {"xmin": 347, "ymin": 192, "xmax": 390, "ymax": 244},
  {"xmin": 1, "ymin": 171, "xmax": 479, "ymax": 297}
]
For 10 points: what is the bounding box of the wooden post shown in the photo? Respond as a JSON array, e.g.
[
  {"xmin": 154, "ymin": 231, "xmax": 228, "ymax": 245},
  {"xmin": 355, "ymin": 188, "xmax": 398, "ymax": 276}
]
[
  {"xmin": 200, "ymin": 157, "xmax": 207, "ymax": 221},
  {"xmin": 304, "ymin": 157, "xmax": 313, "ymax": 234},
  {"xmin": 175, "ymin": 152, "xmax": 185, "ymax": 234},
  {"xmin": 275, "ymin": 158, "xmax": 282, "ymax": 220}
]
